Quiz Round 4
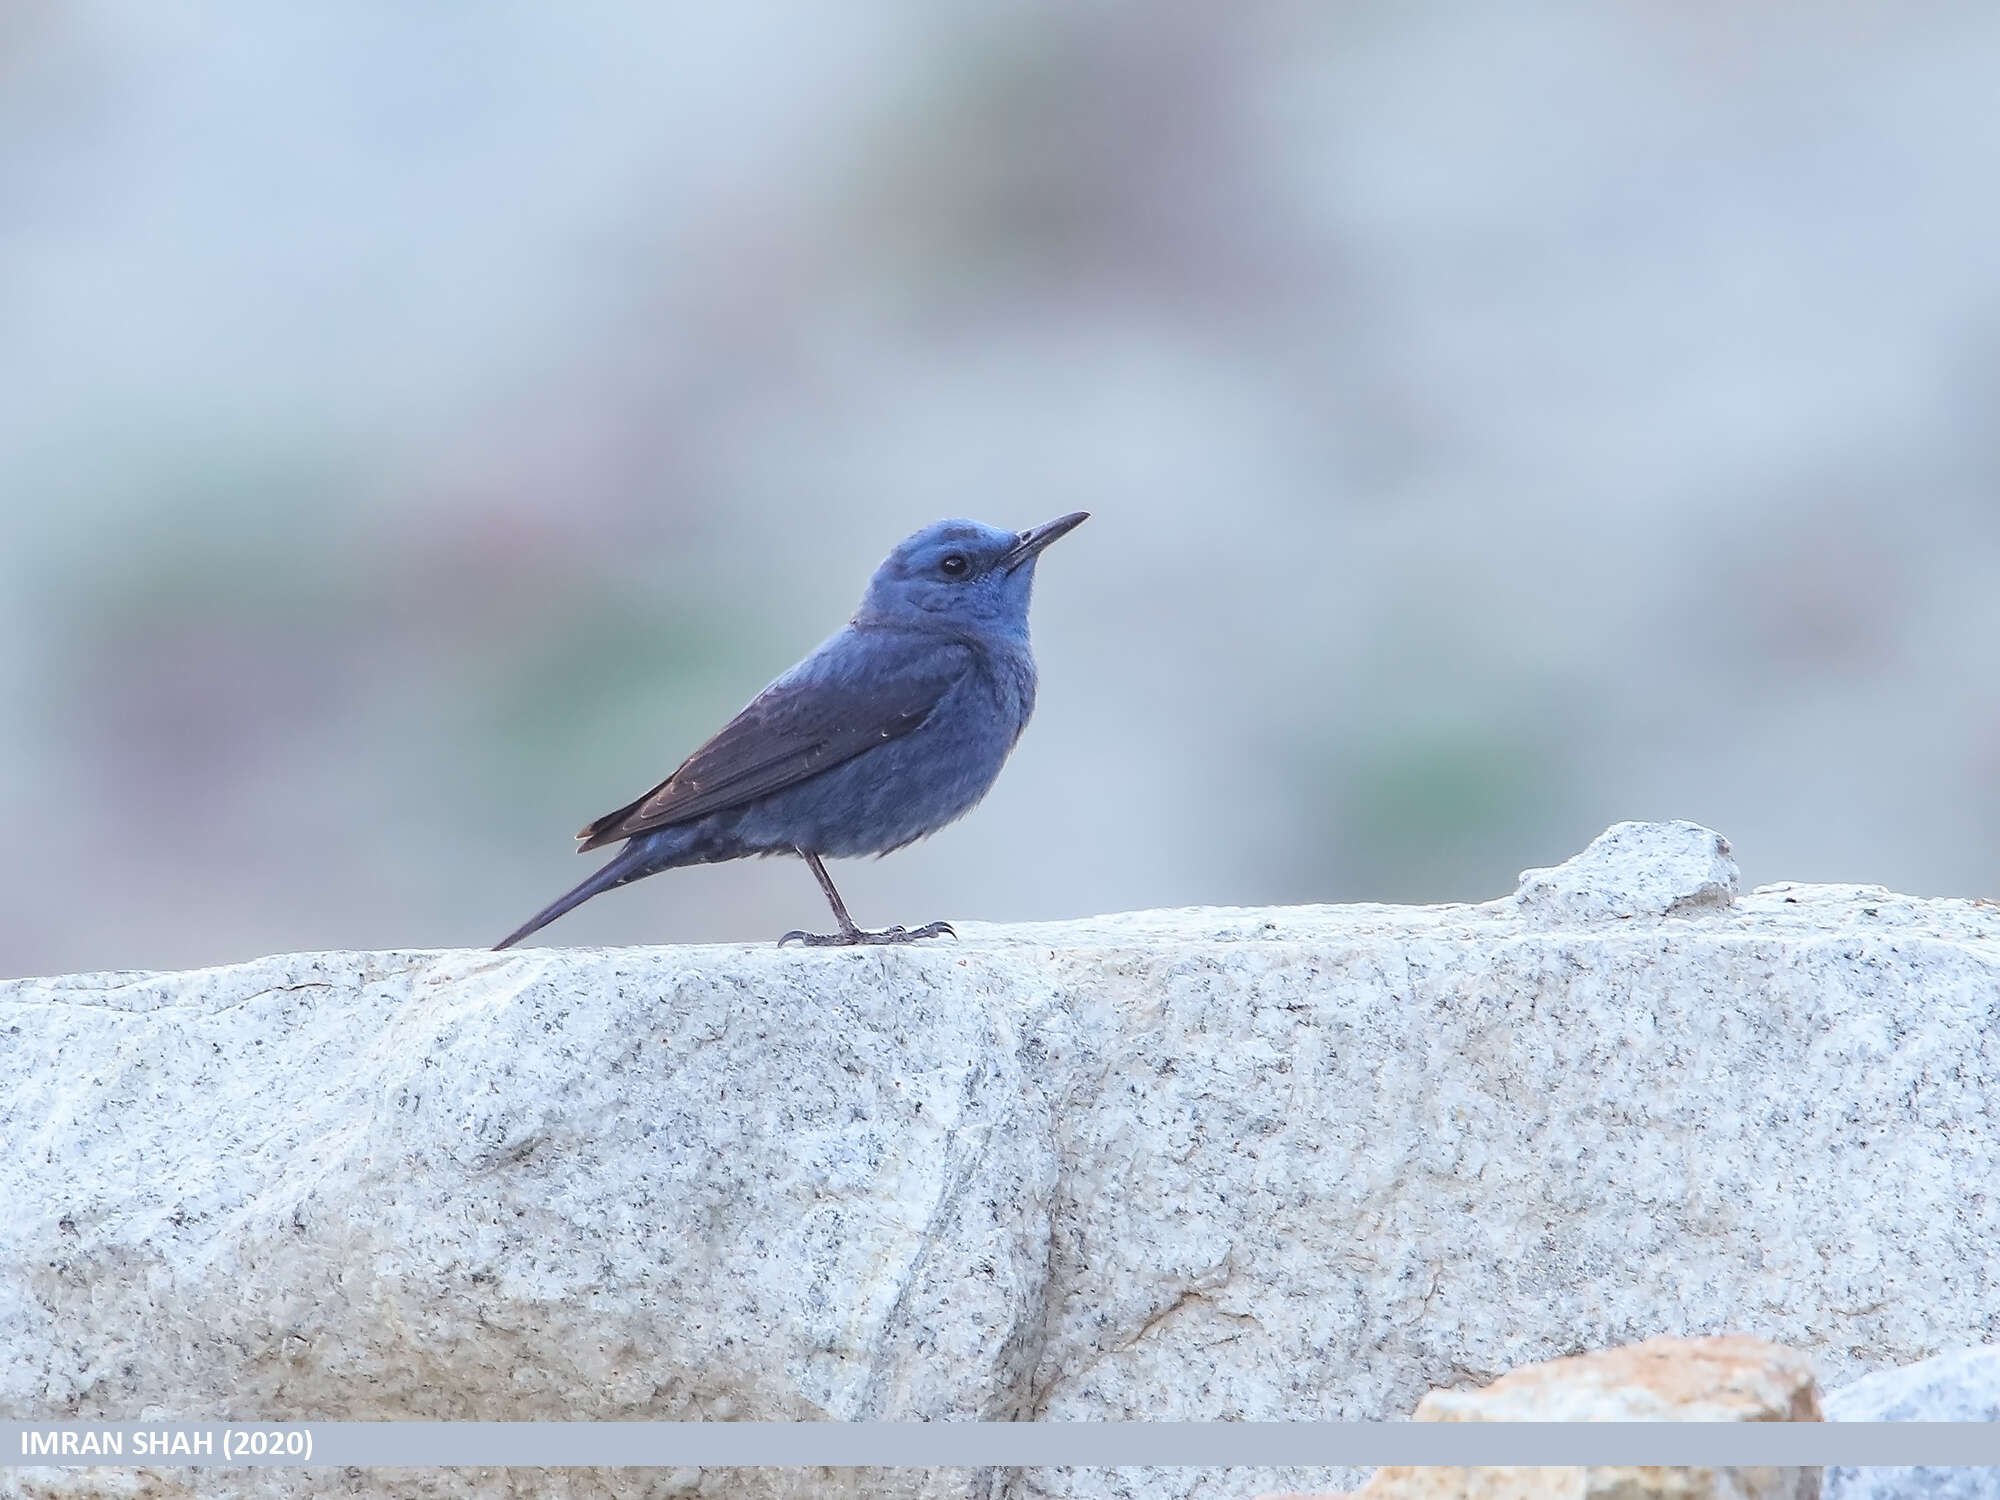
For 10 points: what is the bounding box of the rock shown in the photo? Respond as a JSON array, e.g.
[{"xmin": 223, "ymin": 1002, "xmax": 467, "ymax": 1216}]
[
  {"xmin": 1271, "ymin": 1481, "xmax": 1792, "ymax": 1500},
  {"xmin": 1414, "ymin": 1333, "xmax": 1819, "ymax": 1423},
  {"xmin": 1823, "ymin": 1343, "xmax": 2000, "ymax": 1423},
  {"xmin": 1515, "ymin": 819, "xmax": 1739, "ymax": 927},
  {"xmin": 6, "ymin": 820, "xmax": 2000, "ymax": 1500},
  {"xmin": 1261, "ymin": 1335, "xmax": 1820, "ymax": 1500},
  {"xmin": 1266, "ymin": 1480, "xmax": 1779, "ymax": 1500},
  {"xmin": 1823, "ymin": 1346, "xmax": 2000, "ymax": 1500}
]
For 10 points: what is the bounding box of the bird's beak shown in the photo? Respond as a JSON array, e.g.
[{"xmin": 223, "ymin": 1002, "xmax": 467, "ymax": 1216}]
[{"xmin": 1002, "ymin": 511, "xmax": 1090, "ymax": 571}]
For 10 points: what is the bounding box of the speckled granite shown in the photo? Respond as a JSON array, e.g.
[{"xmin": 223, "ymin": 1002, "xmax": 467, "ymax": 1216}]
[{"xmin": 5, "ymin": 821, "xmax": 1998, "ymax": 1500}]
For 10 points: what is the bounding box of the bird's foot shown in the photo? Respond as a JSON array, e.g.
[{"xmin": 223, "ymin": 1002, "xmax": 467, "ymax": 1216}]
[{"xmin": 777, "ymin": 921, "xmax": 957, "ymax": 948}]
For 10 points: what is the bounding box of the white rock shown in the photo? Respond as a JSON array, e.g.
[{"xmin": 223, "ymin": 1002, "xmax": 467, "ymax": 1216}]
[
  {"xmin": 4, "ymin": 821, "xmax": 2000, "ymax": 1500},
  {"xmin": 1515, "ymin": 818, "xmax": 1739, "ymax": 927},
  {"xmin": 1823, "ymin": 1346, "xmax": 2000, "ymax": 1500},
  {"xmin": 1824, "ymin": 1344, "xmax": 2000, "ymax": 1423}
]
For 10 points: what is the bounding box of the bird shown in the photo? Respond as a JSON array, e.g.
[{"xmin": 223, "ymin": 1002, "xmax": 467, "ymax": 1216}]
[{"xmin": 494, "ymin": 511, "xmax": 1089, "ymax": 951}]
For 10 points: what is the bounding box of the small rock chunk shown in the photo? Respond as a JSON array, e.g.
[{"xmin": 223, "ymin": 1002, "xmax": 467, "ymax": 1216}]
[
  {"xmin": 1824, "ymin": 1345, "xmax": 2000, "ymax": 1500},
  {"xmin": 1262, "ymin": 1334, "xmax": 1821, "ymax": 1500},
  {"xmin": 1516, "ymin": 819, "xmax": 1739, "ymax": 929}
]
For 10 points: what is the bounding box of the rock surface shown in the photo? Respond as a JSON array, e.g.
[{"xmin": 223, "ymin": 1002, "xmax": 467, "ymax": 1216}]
[
  {"xmin": 1823, "ymin": 1345, "xmax": 2000, "ymax": 1500},
  {"xmin": 5, "ymin": 821, "xmax": 2000, "ymax": 1500},
  {"xmin": 1261, "ymin": 1334, "xmax": 1821, "ymax": 1500}
]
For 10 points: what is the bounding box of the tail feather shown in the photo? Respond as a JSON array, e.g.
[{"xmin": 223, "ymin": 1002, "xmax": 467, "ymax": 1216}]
[{"xmin": 493, "ymin": 841, "xmax": 653, "ymax": 951}]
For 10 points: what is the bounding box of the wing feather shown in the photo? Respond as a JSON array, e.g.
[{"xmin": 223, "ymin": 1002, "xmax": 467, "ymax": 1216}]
[{"xmin": 575, "ymin": 641, "xmax": 965, "ymax": 851}]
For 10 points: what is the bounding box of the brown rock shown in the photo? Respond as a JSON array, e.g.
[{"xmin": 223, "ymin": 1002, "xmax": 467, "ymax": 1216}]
[
  {"xmin": 1418, "ymin": 1334, "xmax": 1821, "ymax": 1424},
  {"xmin": 1260, "ymin": 1335, "xmax": 1821, "ymax": 1500}
]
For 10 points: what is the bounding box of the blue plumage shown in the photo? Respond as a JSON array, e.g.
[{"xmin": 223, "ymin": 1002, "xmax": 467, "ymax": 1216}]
[{"xmin": 494, "ymin": 512, "xmax": 1086, "ymax": 949}]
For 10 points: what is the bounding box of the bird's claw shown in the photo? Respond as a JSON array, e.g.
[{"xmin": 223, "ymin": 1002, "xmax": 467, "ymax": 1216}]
[{"xmin": 776, "ymin": 921, "xmax": 957, "ymax": 948}]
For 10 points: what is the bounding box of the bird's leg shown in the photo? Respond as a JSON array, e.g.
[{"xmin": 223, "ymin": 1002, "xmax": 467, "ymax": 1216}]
[
  {"xmin": 799, "ymin": 850, "xmax": 863, "ymax": 941},
  {"xmin": 778, "ymin": 850, "xmax": 957, "ymax": 947}
]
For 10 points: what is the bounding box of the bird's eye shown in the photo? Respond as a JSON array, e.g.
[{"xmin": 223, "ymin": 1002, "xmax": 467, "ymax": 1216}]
[{"xmin": 939, "ymin": 554, "xmax": 969, "ymax": 578}]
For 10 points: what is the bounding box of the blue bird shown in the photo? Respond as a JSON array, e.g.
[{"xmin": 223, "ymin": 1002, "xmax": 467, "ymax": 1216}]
[{"xmin": 494, "ymin": 512, "xmax": 1088, "ymax": 950}]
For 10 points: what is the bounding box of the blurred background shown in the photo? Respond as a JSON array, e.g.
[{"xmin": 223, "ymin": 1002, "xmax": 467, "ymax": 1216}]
[{"xmin": 5, "ymin": 0, "xmax": 2000, "ymax": 976}]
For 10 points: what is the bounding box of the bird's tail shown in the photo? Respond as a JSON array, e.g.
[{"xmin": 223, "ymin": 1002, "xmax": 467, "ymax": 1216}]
[{"xmin": 493, "ymin": 840, "xmax": 656, "ymax": 951}]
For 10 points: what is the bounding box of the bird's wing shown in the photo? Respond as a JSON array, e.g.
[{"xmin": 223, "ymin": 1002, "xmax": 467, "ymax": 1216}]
[{"xmin": 575, "ymin": 638, "xmax": 968, "ymax": 851}]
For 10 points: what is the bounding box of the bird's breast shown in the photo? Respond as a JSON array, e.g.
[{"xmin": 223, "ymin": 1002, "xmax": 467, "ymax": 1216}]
[{"xmin": 972, "ymin": 641, "xmax": 1038, "ymax": 744}]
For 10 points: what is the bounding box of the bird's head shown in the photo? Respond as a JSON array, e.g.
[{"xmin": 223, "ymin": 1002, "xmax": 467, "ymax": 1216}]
[{"xmin": 856, "ymin": 513, "xmax": 1088, "ymax": 640}]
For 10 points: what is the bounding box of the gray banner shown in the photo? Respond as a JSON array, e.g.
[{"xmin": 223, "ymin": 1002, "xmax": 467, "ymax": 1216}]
[{"xmin": 5, "ymin": 1422, "xmax": 2000, "ymax": 1468}]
